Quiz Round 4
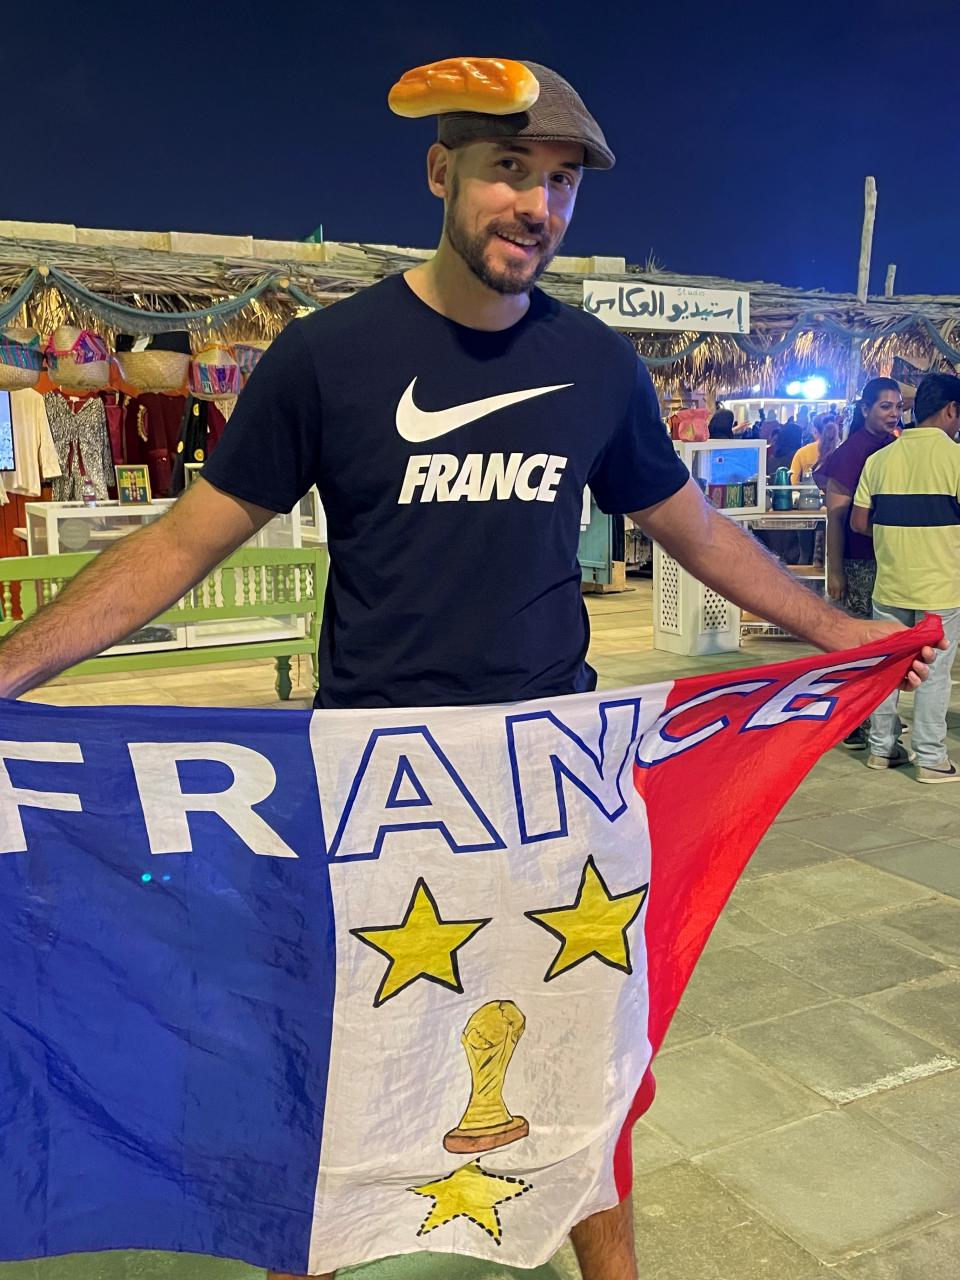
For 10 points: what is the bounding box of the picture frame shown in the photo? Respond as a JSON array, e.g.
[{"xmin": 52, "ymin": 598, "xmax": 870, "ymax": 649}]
[{"xmin": 115, "ymin": 464, "xmax": 152, "ymax": 505}]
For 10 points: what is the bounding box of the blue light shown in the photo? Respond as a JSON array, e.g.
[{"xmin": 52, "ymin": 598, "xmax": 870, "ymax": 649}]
[
  {"xmin": 802, "ymin": 376, "xmax": 828, "ymax": 400},
  {"xmin": 141, "ymin": 873, "xmax": 152, "ymax": 883},
  {"xmin": 786, "ymin": 376, "xmax": 829, "ymax": 400},
  {"xmin": 162, "ymin": 875, "xmax": 171, "ymax": 882}
]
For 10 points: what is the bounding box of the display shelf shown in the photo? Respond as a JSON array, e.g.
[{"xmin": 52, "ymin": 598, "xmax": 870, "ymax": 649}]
[
  {"xmin": 20, "ymin": 498, "xmax": 305, "ymax": 655},
  {"xmin": 676, "ymin": 439, "xmax": 767, "ymax": 517}
]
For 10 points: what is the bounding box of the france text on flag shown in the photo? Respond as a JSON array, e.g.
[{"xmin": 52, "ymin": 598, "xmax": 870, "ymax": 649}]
[{"xmin": 0, "ymin": 619, "xmax": 938, "ymax": 1273}]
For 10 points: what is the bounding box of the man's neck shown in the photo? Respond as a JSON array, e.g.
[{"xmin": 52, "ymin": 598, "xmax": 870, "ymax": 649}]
[{"xmin": 404, "ymin": 240, "xmax": 532, "ymax": 332}]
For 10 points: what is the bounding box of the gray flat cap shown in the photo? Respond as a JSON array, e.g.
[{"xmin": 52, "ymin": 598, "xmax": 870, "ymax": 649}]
[{"xmin": 437, "ymin": 60, "xmax": 615, "ymax": 170}]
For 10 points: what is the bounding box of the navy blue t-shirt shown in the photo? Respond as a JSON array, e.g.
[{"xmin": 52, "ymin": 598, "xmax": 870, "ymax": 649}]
[{"xmin": 202, "ymin": 274, "xmax": 688, "ymax": 708}]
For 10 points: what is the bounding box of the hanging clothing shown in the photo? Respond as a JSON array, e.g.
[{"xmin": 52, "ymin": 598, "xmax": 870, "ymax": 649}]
[
  {"xmin": 102, "ymin": 391, "xmax": 124, "ymax": 467},
  {"xmin": 170, "ymin": 398, "xmax": 228, "ymax": 494},
  {"xmin": 121, "ymin": 393, "xmax": 186, "ymax": 497},
  {"xmin": 1, "ymin": 388, "xmax": 62, "ymax": 497},
  {"xmin": 44, "ymin": 393, "xmax": 115, "ymax": 502}
]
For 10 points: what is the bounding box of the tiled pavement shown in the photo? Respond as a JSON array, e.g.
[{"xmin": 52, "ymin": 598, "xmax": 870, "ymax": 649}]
[{"xmin": 4, "ymin": 580, "xmax": 959, "ymax": 1280}]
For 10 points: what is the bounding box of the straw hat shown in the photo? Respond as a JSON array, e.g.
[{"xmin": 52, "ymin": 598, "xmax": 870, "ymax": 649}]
[
  {"xmin": 189, "ymin": 344, "xmax": 241, "ymax": 400},
  {"xmin": 114, "ymin": 349, "xmax": 190, "ymax": 393},
  {"xmin": 0, "ymin": 326, "xmax": 42, "ymax": 389},
  {"xmin": 47, "ymin": 326, "xmax": 110, "ymax": 390},
  {"xmin": 233, "ymin": 339, "xmax": 271, "ymax": 382}
]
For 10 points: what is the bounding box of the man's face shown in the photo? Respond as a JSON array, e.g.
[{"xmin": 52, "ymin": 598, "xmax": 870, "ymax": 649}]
[{"xmin": 441, "ymin": 140, "xmax": 584, "ymax": 294}]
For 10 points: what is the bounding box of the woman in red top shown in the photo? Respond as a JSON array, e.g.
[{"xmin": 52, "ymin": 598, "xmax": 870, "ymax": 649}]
[{"xmin": 814, "ymin": 376, "xmax": 902, "ymax": 747}]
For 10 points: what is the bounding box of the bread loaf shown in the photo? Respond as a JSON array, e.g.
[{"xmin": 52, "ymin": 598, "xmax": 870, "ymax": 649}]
[{"xmin": 388, "ymin": 58, "xmax": 540, "ymax": 118}]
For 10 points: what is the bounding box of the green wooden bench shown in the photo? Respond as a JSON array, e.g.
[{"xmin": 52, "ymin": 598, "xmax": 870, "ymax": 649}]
[{"xmin": 0, "ymin": 546, "xmax": 328, "ymax": 700}]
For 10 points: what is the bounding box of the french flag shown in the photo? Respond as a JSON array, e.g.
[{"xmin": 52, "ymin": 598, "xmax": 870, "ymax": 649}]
[{"xmin": 0, "ymin": 618, "xmax": 937, "ymax": 1273}]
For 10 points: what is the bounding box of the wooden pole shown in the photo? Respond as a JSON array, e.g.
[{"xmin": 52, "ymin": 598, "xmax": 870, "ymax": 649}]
[
  {"xmin": 857, "ymin": 177, "xmax": 878, "ymax": 303},
  {"xmin": 884, "ymin": 263, "xmax": 897, "ymax": 297},
  {"xmin": 847, "ymin": 176, "xmax": 878, "ymax": 399}
]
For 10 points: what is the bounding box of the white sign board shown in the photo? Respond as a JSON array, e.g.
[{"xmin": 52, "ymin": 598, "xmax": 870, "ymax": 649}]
[{"xmin": 583, "ymin": 280, "xmax": 749, "ymax": 334}]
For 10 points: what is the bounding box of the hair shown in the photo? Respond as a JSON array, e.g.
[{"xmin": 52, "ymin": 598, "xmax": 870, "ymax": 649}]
[
  {"xmin": 708, "ymin": 408, "xmax": 736, "ymax": 439},
  {"xmin": 849, "ymin": 377, "xmax": 900, "ymax": 434},
  {"xmin": 813, "ymin": 413, "xmax": 840, "ymax": 464},
  {"xmin": 912, "ymin": 373, "xmax": 960, "ymax": 425},
  {"xmin": 774, "ymin": 421, "xmax": 802, "ymax": 458}
]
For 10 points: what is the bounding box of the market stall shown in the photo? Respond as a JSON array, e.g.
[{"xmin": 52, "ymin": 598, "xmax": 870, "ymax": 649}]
[{"xmin": 4, "ymin": 220, "xmax": 960, "ymax": 654}]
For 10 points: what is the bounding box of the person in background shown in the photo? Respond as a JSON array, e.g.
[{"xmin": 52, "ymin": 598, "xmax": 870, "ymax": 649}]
[
  {"xmin": 791, "ymin": 413, "xmax": 839, "ymax": 485},
  {"xmin": 766, "ymin": 420, "xmax": 802, "ymax": 481},
  {"xmin": 814, "ymin": 376, "xmax": 903, "ymax": 748},
  {"xmin": 852, "ymin": 373, "xmax": 960, "ymax": 781},
  {"xmin": 708, "ymin": 407, "xmax": 736, "ymax": 439}
]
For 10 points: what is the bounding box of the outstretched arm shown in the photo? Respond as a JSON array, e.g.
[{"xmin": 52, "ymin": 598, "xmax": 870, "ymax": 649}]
[
  {"xmin": 630, "ymin": 479, "xmax": 938, "ymax": 685},
  {"xmin": 0, "ymin": 479, "xmax": 276, "ymax": 698}
]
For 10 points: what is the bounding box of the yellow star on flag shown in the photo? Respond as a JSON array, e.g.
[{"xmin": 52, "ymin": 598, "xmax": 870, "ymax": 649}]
[
  {"xmin": 525, "ymin": 856, "xmax": 648, "ymax": 981},
  {"xmin": 350, "ymin": 878, "xmax": 491, "ymax": 1007},
  {"xmin": 410, "ymin": 1159, "xmax": 531, "ymax": 1243}
]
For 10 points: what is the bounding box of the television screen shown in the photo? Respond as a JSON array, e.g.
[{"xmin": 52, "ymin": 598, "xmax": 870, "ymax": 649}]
[
  {"xmin": 699, "ymin": 446, "xmax": 760, "ymax": 486},
  {"xmin": 0, "ymin": 392, "xmax": 14, "ymax": 472}
]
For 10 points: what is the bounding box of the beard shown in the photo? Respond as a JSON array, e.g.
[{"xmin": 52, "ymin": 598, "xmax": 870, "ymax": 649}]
[{"xmin": 444, "ymin": 175, "xmax": 561, "ymax": 295}]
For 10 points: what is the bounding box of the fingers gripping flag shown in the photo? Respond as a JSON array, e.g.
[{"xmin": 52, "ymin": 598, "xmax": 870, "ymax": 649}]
[{"xmin": 0, "ymin": 619, "xmax": 940, "ymax": 1273}]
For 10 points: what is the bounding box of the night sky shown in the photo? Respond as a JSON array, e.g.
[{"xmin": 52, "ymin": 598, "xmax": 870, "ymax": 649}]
[{"xmin": 8, "ymin": 0, "xmax": 960, "ymax": 295}]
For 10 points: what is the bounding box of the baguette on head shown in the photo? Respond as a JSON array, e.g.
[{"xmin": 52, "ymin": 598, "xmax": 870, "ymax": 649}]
[{"xmin": 388, "ymin": 58, "xmax": 540, "ymax": 119}]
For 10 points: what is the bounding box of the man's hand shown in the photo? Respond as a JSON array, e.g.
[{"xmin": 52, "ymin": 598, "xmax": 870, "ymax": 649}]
[{"xmin": 834, "ymin": 617, "xmax": 947, "ymax": 691}]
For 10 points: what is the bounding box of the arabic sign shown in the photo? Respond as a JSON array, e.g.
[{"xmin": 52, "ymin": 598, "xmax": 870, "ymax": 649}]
[{"xmin": 582, "ymin": 281, "xmax": 750, "ymax": 334}]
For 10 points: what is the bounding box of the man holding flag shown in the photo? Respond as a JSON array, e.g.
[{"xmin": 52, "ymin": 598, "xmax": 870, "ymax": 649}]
[{"xmin": 0, "ymin": 58, "xmax": 940, "ymax": 1280}]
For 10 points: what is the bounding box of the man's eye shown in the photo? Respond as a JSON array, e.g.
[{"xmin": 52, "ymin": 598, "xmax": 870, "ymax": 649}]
[{"xmin": 499, "ymin": 158, "xmax": 521, "ymax": 172}]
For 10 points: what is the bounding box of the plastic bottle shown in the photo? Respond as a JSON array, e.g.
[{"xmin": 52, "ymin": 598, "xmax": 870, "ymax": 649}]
[{"xmin": 81, "ymin": 477, "xmax": 97, "ymax": 508}]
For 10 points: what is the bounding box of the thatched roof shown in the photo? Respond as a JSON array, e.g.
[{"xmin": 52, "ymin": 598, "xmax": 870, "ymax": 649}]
[{"xmin": 1, "ymin": 228, "xmax": 958, "ymax": 392}]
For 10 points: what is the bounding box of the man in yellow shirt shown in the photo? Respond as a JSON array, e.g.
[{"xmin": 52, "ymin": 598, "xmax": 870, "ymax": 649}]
[{"xmin": 852, "ymin": 373, "xmax": 960, "ymax": 782}]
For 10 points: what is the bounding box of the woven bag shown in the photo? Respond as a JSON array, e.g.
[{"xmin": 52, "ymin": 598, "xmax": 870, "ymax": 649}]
[
  {"xmin": 189, "ymin": 344, "xmax": 240, "ymax": 400},
  {"xmin": 0, "ymin": 327, "xmax": 43, "ymax": 390},
  {"xmin": 114, "ymin": 349, "xmax": 190, "ymax": 393},
  {"xmin": 46, "ymin": 326, "xmax": 111, "ymax": 389}
]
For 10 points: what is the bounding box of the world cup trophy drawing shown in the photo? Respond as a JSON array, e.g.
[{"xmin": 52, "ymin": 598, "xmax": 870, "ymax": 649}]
[{"xmin": 443, "ymin": 1000, "xmax": 529, "ymax": 1153}]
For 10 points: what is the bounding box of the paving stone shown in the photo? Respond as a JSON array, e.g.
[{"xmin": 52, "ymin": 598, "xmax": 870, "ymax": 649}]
[
  {"xmin": 645, "ymin": 1037, "xmax": 827, "ymax": 1153},
  {"xmin": 856, "ymin": 799, "xmax": 960, "ymax": 841},
  {"xmin": 740, "ymin": 829, "xmax": 843, "ymax": 881},
  {"xmin": 697, "ymin": 1110, "xmax": 959, "ymax": 1262},
  {"xmin": 729, "ymin": 1002, "xmax": 958, "ymax": 1103},
  {"xmin": 860, "ymin": 840, "xmax": 960, "ymax": 900},
  {"xmin": 18, "ymin": 1255, "xmax": 260, "ymax": 1280},
  {"xmin": 703, "ymin": 903, "xmax": 778, "ymax": 949},
  {"xmin": 659, "ymin": 1007, "xmax": 713, "ymax": 1050},
  {"xmin": 345, "ymin": 1250, "xmax": 570, "ymax": 1278},
  {"xmin": 726, "ymin": 877, "xmax": 843, "ymax": 933},
  {"xmin": 677, "ymin": 947, "xmax": 832, "ymax": 1031},
  {"xmin": 859, "ymin": 899, "xmax": 960, "ymax": 964},
  {"xmin": 852, "ymin": 1069, "xmax": 960, "ymax": 1165},
  {"xmin": 749, "ymin": 922, "xmax": 945, "ymax": 997},
  {"xmin": 0, "ymin": 1263, "xmax": 40, "ymax": 1280},
  {"xmin": 777, "ymin": 784, "xmax": 849, "ymax": 821},
  {"xmin": 782, "ymin": 814, "xmax": 926, "ymax": 856},
  {"xmin": 629, "ymin": 1119, "xmax": 685, "ymax": 1175},
  {"xmin": 628, "ymin": 1163, "xmax": 833, "ymax": 1279},
  {"xmin": 836, "ymin": 1215, "xmax": 960, "ymax": 1279},
  {"xmin": 767, "ymin": 860, "xmax": 933, "ymax": 918},
  {"xmin": 856, "ymin": 973, "xmax": 960, "ymax": 1055}
]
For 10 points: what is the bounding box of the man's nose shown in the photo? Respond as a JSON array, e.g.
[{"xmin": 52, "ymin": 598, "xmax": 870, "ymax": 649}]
[{"xmin": 514, "ymin": 180, "xmax": 549, "ymax": 224}]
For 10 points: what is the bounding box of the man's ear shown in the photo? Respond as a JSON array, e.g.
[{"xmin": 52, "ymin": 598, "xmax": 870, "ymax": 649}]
[{"xmin": 426, "ymin": 142, "xmax": 452, "ymax": 199}]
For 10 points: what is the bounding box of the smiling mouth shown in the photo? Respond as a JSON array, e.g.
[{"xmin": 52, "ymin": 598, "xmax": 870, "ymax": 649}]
[{"xmin": 494, "ymin": 231, "xmax": 541, "ymax": 256}]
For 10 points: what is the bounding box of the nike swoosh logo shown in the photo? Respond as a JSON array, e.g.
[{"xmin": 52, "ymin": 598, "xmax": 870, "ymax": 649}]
[{"xmin": 395, "ymin": 377, "xmax": 573, "ymax": 443}]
